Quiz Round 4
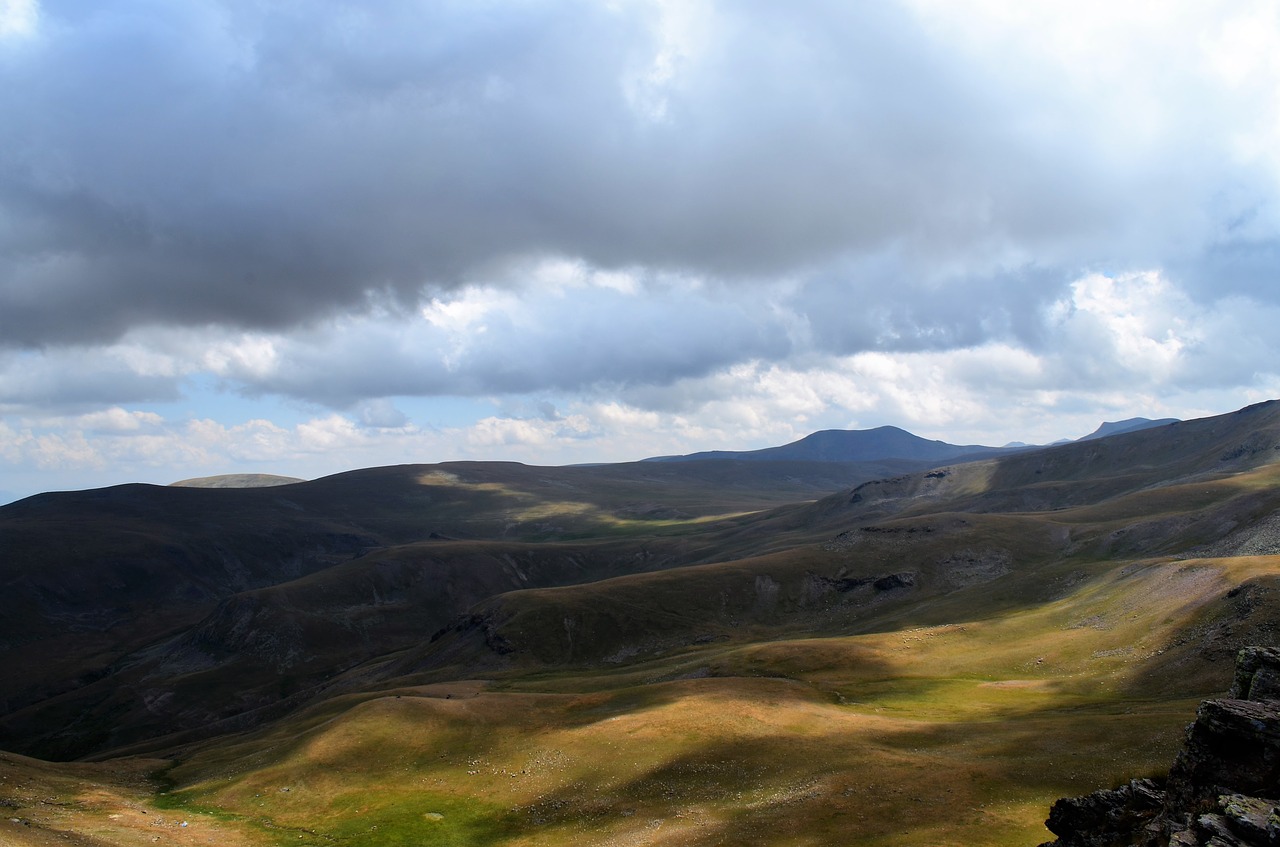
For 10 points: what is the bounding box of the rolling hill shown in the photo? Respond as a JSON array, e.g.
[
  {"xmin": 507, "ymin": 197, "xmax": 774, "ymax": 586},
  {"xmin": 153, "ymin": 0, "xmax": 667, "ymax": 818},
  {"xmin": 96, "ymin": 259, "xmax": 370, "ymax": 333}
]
[
  {"xmin": 0, "ymin": 456, "xmax": 922, "ymax": 758},
  {"xmin": 1, "ymin": 402, "xmax": 1279, "ymax": 846},
  {"xmin": 644, "ymin": 423, "xmax": 1010, "ymax": 463},
  {"xmin": 1076, "ymin": 416, "xmax": 1180, "ymax": 441}
]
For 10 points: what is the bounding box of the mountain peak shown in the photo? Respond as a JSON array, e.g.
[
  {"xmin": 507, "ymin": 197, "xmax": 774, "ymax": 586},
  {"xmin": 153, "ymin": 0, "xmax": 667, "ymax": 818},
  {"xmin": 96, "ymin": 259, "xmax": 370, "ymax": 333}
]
[
  {"xmin": 646, "ymin": 425, "xmax": 1002, "ymax": 464},
  {"xmin": 1078, "ymin": 417, "xmax": 1179, "ymax": 441}
]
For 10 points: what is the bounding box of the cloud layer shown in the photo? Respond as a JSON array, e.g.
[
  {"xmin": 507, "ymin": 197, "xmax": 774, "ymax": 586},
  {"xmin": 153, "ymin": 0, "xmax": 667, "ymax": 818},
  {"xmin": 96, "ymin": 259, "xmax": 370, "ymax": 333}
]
[{"xmin": 3, "ymin": 0, "xmax": 1280, "ymax": 499}]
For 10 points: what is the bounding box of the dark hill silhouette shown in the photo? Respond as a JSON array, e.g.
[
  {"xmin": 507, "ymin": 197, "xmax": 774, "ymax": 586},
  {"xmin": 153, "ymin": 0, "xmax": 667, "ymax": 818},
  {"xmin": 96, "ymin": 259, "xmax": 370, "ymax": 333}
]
[
  {"xmin": 1077, "ymin": 416, "xmax": 1179, "ymax": 441},
  {"xmin": 0, "ymin": 457, "xmax": 910, "ymax": 757},
  {"xmin": 645, "ymin": 424, "xmax": 1008, "ymax": 464}
]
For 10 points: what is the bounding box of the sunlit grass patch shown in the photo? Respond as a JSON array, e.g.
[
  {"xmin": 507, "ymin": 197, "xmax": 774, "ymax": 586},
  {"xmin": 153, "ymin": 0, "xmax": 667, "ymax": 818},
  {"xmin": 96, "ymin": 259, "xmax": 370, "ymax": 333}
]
[{"xmin": 308, "ymin": 791, "xmax": 517, "ymax": 846}]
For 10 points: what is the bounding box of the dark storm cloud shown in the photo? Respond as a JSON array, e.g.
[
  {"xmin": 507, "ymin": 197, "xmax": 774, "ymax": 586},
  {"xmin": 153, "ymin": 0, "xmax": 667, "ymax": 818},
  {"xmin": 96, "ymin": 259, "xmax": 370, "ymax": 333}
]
[
  {"xmin": 1, "ymin": 0, "xmax": 1215, "ymax": 351},
  {"xmin": 1, "ymin": 0, "xmax": 657, "ymax": 343}
]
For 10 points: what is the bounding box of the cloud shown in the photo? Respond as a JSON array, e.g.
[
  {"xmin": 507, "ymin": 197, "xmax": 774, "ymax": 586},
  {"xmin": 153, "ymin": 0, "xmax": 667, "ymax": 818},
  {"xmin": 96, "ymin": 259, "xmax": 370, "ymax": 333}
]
[
  {"xmin": 4, "ymin": 1, "xmax": 1277, "ymax": 354},
  {"xmin": 3, "ymin": 2, "xmax": 1280, "ymax": 501},
  {"xmin": 193, "ymin": 267, "xmax": 791, "ymax": 406},
  {"xmin": 356, "ymin": 399, "xmax": 409, "ymax": 430},
  {"xmin": 77, "ymin": 407, "xmax": 165, "ymax": 433},
  {"xmin": 0, "ymin": 0, "xmax": 36, "ymax": 39},
  {"xmin": 0, "ymin": 348, "xmax": 183, "ymax": 412}
]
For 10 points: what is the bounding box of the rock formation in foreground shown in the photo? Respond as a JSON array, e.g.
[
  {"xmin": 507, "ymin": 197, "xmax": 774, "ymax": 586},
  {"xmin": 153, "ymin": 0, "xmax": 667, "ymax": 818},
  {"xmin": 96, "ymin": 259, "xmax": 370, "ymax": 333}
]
[{"xmin": 1038, "ymin": 646, "xmax": 1280, "ymax": 847}]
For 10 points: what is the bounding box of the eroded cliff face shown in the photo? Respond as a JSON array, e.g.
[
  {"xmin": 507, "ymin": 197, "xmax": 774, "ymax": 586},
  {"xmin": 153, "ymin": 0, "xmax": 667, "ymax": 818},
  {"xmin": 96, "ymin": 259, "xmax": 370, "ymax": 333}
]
[{"xmin": 1039, "ymin": 647, "xmax": 1280, "ymax": 847}]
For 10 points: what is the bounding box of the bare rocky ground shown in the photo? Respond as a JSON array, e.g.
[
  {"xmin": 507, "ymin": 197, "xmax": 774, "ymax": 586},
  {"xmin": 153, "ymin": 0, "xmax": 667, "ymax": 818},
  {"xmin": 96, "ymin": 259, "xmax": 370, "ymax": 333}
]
[
  {"xmin": 1186, "ymin": 512, "xmax": 1280, "ymax": 559},
  {"xmin": 1038, "ymin": 646, "xmax": 1280, "ymax": 847}
]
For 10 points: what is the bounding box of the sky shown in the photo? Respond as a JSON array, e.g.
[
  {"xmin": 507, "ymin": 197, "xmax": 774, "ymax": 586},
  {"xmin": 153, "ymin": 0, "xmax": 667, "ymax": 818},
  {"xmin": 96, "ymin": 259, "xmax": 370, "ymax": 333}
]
[{"xmin": 3, "ymin": 0, "xmax": 1280, "ymax": 504}]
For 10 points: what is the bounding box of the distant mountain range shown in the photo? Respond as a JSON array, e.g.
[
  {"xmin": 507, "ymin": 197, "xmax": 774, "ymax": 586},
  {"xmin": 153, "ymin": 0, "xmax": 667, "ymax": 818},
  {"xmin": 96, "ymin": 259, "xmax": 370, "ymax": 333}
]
[
  {"xmin": 644, "ymin": 425, "xmax": 1008, "ymax": 464},
  {"xmin": 1077, "ymin": 416, "xmax": 1180, "ymax": 441},
  {"xmin": 644, "ymin": 417, "xmax": 1179, "ymax": 464}
]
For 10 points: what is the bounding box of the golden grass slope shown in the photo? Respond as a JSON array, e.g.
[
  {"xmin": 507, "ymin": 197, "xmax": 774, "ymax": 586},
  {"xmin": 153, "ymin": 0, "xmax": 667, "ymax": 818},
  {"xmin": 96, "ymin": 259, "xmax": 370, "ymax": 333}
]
[
  {"xmin": 134, "ymin": 552, "xmax": 1279, "ymax": 847},
  {"xmin": 0, "ymin": 751, "xmax": 273, "ymax": 847}
]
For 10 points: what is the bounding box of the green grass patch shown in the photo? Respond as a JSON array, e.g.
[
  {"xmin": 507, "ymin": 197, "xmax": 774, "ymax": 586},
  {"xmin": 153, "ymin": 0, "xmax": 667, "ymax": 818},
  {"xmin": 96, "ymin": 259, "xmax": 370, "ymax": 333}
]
[{"xmin": 321, "ymin": 790, "xmax": 518, "ymax": 846}]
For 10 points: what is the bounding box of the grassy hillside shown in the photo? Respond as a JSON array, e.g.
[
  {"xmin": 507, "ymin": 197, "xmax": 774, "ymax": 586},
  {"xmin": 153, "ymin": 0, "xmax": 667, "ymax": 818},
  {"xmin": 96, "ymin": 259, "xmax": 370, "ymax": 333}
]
[
  {"xmin": 0, "ymin": 458, "xmax": 896, "ymax": 758},
  {"xmin": 131, "ymin": 551, "xmax": 1261, "ymax": 847},
  {"xmin": 2, "ymin": 401, "xmax": 1280, "ymax": 845}
]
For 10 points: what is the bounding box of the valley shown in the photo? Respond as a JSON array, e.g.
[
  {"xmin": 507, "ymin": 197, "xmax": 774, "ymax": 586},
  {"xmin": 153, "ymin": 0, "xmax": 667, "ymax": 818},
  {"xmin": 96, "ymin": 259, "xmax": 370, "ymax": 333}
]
[{"xmin": 3, "ymin": 403, "xmax": 1280, "ymax": 845}]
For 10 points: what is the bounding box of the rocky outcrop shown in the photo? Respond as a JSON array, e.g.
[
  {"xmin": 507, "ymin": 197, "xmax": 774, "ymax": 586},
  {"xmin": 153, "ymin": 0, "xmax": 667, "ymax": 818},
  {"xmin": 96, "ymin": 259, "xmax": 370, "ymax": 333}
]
[
  {"xmin": 1038, "ymin": 647, "xmax": 1280, "ymax": 847},
  {"xmin": 1229, "ymin": 646, "xmax": 1280, "ymax": 701},
  {"xmin": 1041, "ymin": 779, "xmax": 1166, "ymax": 847}
]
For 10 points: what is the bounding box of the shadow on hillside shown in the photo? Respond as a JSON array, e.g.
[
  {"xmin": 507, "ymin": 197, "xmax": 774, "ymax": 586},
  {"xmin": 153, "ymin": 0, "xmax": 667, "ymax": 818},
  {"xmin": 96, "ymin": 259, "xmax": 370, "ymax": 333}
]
[
  {"xmin": 489, "ymin": 689, "xmax": 1196, "ymax": 847},
  {"xmin": 1114, "ymin": 571, "xmax": 1280, "ymax": 701}
]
